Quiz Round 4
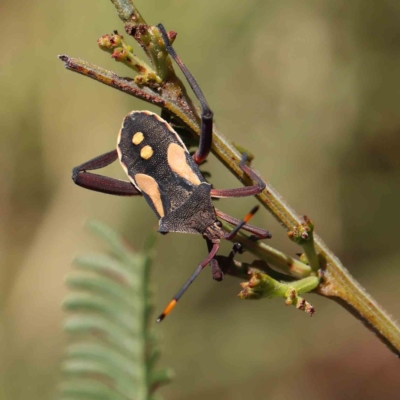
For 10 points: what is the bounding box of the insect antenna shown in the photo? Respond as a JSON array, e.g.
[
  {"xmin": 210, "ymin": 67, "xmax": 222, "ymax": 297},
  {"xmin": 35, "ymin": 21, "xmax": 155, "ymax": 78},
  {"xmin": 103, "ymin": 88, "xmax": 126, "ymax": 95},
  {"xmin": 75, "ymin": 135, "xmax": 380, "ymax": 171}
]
[
  {"xmin": 157, "ymin": 243, "xmax": 220, "ymax": 322},
  {"xmin": 224, "ymin": 205, "xmax": 260, "ymax": 240},
  {"xmin": 157, "ymin": 23, "xmax": 210, "ymax": 119},
  {"xmin": 157, "ymin": 23, "xmax": 213, "ymax": 164}
]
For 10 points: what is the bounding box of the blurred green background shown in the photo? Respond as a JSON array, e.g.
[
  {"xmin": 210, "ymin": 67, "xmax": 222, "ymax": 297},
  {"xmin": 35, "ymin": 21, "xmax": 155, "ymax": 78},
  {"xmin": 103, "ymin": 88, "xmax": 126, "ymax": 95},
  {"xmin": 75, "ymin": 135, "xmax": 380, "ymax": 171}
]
[{"xmin": 1, "ymin": 0, "xmax": 400, "ymax": 399}]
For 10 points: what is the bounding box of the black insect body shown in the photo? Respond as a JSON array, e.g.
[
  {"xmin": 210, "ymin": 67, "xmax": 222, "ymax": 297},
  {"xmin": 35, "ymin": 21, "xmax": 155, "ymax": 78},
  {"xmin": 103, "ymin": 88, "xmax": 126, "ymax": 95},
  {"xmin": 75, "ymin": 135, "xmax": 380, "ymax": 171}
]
[
  {"xmin": 72, "ymin": 24, "xmax": 271, "ymax": 321},
  {"xmin": 118, "ymin": 111, "xmax": 215, "ymax": 236}
]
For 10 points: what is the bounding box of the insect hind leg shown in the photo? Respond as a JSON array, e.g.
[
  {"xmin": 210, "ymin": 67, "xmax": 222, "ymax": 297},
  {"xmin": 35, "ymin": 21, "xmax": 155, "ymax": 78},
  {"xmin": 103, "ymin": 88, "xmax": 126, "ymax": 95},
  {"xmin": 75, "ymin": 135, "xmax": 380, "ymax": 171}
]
[{"xmin": 72, "ymin": 150, "xmax": 142, "ymax": 196}]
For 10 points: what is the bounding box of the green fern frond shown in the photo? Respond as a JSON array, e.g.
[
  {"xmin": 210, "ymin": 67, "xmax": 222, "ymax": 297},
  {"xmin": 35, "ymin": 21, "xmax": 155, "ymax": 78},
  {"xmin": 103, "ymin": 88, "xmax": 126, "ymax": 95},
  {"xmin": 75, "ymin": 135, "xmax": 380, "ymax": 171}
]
[{"xmin": 61, "ymin": 220, "xmax": 173, "ymax": 400}]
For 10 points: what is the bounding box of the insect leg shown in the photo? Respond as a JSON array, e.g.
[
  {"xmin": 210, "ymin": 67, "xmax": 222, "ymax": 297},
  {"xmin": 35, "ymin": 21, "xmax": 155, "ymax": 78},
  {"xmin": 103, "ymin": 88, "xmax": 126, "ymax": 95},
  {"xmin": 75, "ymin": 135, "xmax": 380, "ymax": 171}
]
[
  {"xmin": 72, "ymin": 150, "xmax": 141, "ymax": 196},
  {"xmin": 204, "ymin": 239, "xmax": 225, "ymax": 281},
  {"xmin": 157, "ymin": 242, "xmax": 220, "ymax": 322},
  {"xmin": 157, "ymin": 23, "xmax": 213, "ymax": 165},
  {"xmin": 213, "ymin": 242, "xmax": 244, "ymax": 277},
  {"xmin": 213, "ymin": 206, "xmax": 271, "ymax": 279},
  {"xmin": 213, "ymin": 206, "xmax": 270, "ymax": 278},
  {"xmin": 210, "ymin": 153, "xmax": 266, "ymax": 198},
  {"xmin": 209, "ymin": 258, "xmax": 223, "ymax": 281},
  {"xmin": 207, "ymin": 238, "xmax": 246, "ymax": 281}
]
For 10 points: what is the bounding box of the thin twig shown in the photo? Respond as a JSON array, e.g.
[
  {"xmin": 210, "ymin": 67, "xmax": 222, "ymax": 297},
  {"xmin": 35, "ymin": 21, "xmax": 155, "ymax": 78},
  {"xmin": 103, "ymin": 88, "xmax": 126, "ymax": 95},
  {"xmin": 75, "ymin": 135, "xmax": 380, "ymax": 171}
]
[{"xmin": 58, "ymin": 56, "xmax": 166, "ymax": 107}]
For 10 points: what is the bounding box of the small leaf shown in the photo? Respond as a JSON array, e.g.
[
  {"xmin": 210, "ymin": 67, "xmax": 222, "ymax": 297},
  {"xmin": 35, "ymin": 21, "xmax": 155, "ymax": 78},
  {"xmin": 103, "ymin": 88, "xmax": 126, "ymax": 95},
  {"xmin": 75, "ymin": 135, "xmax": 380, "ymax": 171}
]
[
  {"xmin": 66, "ymin": 343, "xmax": 139, "ymax": 379},
  {"xmin": 66, "ymin": 274, "xmax": 138, "ymax": 308},
  {"xmin": 73, "ymin": 253, "xmax": 140, "ymax": 288},
  {"xmin": 64, "ymin": 315, "xmax": 142, "ymax": 357},
  {"xmin": 63, "ymin": 360, "xmax": 138, "ymax": 398},
  {"xmin": 150, "ymin": 369, "xmax": 174, "ymax": 389},
  {"xmin": 61, "ymin": 380, "xmax": 129, "ymax": 400},
  {"xmin": 63, "ymin": 293, "xmax": 140, "ymax": 334}
]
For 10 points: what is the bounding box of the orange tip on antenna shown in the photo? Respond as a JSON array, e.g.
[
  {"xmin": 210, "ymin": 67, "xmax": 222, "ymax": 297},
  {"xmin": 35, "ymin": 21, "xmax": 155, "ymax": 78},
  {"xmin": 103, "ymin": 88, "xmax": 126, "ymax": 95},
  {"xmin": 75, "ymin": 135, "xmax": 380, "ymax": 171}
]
[
  {"xmin": 243, "ymin": 205, "xmax": 259, "ymax": 223},
  {"xmin": 225, "ymin": 205, "xmax": 260, "ymax": 240},
  {"xmin": 157, "ymin": 299, "xmax": 177, "ymax": 323}
]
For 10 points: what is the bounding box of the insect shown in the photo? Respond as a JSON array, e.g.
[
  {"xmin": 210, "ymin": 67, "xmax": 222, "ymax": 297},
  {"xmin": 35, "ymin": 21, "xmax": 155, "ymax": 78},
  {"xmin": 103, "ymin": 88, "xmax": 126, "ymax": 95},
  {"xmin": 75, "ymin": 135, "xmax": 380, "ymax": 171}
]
[{"xmin": 72, "ymin": 24, "xmax": 271, "ymax": 321}]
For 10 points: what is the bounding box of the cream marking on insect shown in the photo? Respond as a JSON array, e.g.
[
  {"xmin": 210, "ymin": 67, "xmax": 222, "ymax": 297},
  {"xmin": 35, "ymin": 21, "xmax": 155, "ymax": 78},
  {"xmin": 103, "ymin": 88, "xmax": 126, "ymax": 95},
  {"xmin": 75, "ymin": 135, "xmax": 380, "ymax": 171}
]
[
  {"xmin": 132, "ymin": 132, "xmax": 144, "ymax": 145},
  {"xmin": 167, "ymin": 143, "xmax": 201, "ymax": 185},
  {"xmin": 128, "ymin": 111, "xmax": 187, "ymax": 148},
  {"xmin": 117, "ymin": 128, "xmax": 142, "ymax": 192},
  {"xmin": 134, "ymin": 173, "xmax": 164, "ymax": 217},
  {"xmin": 140, "ymin": 145, "xmax": 154, "ymax": 160}
]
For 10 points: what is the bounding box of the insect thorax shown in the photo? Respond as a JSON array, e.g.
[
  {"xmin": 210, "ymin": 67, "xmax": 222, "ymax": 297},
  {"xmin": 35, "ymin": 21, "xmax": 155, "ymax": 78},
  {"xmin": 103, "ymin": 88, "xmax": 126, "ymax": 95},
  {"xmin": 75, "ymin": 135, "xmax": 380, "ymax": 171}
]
[{"xmin": 158, "ymin": 182, "xmax": 216, "ymax": 235}]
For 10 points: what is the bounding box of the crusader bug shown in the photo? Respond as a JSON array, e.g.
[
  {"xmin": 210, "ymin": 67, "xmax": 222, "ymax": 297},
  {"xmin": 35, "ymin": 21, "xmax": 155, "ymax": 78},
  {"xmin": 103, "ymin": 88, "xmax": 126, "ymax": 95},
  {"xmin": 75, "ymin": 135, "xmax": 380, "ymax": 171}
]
[{"xmin": 72, "ymin": 24, "xmax": 271, "ymax": 321}]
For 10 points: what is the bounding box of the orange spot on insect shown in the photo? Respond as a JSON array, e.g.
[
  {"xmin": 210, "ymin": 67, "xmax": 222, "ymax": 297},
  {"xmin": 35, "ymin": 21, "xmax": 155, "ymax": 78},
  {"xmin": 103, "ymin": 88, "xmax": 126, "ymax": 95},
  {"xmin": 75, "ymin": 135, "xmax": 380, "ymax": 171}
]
[
  {"xmin": 167, "ymin": 143, "xmax": 201, "ymax": 185},
  {"xmin": 132, "ymin": 132, "xmax": 144, "ymax": 145},
  {"xmin": 134, "ymin": 173, "xmax": 164, "ymax": 217},
  {"xmin": 140, "ymin": 145, "xmax": 153, "ymax": 159}
]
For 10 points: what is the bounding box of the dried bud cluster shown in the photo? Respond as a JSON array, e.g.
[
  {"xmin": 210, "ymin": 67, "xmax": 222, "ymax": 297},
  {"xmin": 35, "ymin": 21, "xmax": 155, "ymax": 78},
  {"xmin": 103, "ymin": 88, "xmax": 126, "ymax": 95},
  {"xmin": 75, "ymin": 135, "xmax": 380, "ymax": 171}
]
[
  {"xmin": 97, "ymin": 32, "xmax": 162, "ymax": 87},
  {"xmin": 288, "ymin": 215, "xmax": 315, "ymax": 244},
  {"xmin": 98, "ymin": 33, "xmax": 123, "ymax": 50}
]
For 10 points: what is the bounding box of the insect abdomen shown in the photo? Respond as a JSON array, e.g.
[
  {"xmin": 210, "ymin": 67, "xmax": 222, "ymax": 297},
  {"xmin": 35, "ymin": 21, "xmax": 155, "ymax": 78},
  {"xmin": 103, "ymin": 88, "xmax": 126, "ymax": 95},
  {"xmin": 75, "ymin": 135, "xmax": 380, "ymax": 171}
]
[{"xmin": 117, "ymin": 111, "xmax": 209, "ymax": 222}]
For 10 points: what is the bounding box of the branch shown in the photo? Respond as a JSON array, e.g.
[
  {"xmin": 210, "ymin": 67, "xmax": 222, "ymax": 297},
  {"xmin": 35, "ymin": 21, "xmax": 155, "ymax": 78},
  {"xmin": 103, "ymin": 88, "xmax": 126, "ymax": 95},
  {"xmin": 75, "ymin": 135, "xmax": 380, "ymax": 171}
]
[{"xmin": 59, "ymin": 0, "xmax": 400, "ymax": 358}]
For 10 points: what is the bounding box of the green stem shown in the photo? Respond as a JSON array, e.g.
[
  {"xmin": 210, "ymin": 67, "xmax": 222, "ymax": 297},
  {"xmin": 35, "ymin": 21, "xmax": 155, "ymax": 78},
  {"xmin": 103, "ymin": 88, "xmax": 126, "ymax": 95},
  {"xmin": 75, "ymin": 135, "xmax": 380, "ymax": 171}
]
[
  {"xmin": 302, "ymin": 240, "xmax": 320, "ymax": 273},
  {"xmin": 239, "ymin": 272, "xmax": 319, "ymax": 315},
  {"xmin": 291, "ymin": 276, "xmax": 320, "ymax": 294},
  {"xmin": 288, "ymin": 217, "xmax": 320, "ymax": 273},
  {"xmin": 220, "ymin": 221, "xmax": 312, "ymax": 279}
]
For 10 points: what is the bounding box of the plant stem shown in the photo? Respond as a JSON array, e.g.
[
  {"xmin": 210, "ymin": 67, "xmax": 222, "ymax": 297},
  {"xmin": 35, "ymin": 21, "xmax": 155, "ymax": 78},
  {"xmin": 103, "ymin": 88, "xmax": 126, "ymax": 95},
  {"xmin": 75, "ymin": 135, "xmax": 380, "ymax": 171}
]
[
  {"xmin": 110, "ymin": 0, "xmax": 146, "ymax": 27},
  {"xmin": 110, "ymin": 0, "xmax": 174, "ymax": 80},
  {"xmin": 288, "ymin": 216, "xmax": 320, "ymax": 273},
  {"xmin": 219, "ymin": 222, "xmax": 312, "ymax": 279},
  {"xmin": 59, "ymin": 0, "xmax": 400, "ymax": 358},
  {"xmin": 319, "ymin": 261, "xmax": 400, "ymax": 357}
]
